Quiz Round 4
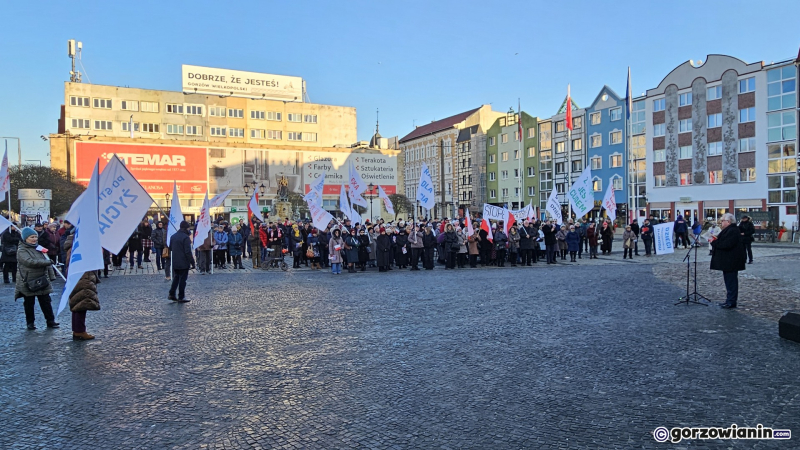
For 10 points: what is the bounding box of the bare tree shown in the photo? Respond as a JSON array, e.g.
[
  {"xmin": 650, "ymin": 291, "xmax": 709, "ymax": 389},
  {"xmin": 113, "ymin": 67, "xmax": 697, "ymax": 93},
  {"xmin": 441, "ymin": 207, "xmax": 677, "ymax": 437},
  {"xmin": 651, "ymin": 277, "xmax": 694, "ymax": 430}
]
[{"xmin": 387, "ymin": 194, "xmax": 413, "ymax": 221}]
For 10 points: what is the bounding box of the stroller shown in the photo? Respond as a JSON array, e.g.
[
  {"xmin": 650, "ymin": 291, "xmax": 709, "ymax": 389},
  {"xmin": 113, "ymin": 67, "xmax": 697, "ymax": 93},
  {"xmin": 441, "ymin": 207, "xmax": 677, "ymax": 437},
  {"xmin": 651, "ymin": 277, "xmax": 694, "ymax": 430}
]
[{"xmin": 260, "ymin": 247, "xmax": 289, "ymax": 271}]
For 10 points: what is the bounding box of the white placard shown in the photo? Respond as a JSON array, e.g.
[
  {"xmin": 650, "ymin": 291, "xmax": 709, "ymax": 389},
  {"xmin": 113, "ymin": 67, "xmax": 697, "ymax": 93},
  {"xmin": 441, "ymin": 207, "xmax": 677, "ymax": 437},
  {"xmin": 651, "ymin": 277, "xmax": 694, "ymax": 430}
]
[{"xmin": 653, "ymin": 222, "xmax": 675, "ymax": 255}]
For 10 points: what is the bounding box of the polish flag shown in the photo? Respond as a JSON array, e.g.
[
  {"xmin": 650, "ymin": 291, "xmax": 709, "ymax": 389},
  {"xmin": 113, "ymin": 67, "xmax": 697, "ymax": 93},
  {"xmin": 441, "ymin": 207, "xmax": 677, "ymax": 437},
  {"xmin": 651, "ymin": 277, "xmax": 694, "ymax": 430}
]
[
  {"xmin": 504, "ymin": 207, "xmax": 516, "ymax": 236},
  {"xmin": 480, "ymin": 218, "xmax": 493, "ymax": 242},
  {"xmin": 248, "ymin": 190, "xmax": 264, "ymax": 233},
  {"xmin": 566, "ymin": 84, "xmax": 573, "ymax": 131}
]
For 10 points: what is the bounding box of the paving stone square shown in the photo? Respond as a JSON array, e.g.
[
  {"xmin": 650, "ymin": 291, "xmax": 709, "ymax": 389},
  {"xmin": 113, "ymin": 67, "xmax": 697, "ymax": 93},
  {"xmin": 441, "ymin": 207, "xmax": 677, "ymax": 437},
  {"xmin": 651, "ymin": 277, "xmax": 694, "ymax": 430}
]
[{"xmin": 1, "ymin": 258, "xmax": 799, "ymax": 449}]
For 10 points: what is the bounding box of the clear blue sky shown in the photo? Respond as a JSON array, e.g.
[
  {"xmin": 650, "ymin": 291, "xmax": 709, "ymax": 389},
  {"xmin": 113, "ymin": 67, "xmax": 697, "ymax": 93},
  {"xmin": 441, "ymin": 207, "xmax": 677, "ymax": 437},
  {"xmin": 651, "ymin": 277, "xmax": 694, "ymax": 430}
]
[{"xmin": 1, "ymin": 0, "xmax": 798, "ymax": 165}]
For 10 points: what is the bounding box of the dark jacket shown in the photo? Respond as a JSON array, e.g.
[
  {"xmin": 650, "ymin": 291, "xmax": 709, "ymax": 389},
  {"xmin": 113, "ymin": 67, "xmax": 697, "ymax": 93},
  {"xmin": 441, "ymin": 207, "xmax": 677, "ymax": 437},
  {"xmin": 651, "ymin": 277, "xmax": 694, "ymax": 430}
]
[
  {"xmin": 64, "ymin": 233, "xmax": 100, "ymax": 312},
  {"xmin": 566, "ymin": 230, "xmax": 580, "ymax": 252},
  {"xmin": 543, "ymin": 224, "xmax": 557, "ymax": 246},
  {"xmin": 674, "ymin": 215, "xmax": 688, "ymax": 234},
  {"xmin": 519, "ymin": 226, "xmax": 534, "ymax": 250},
  {"xmin": 587, "ymin": 227, "xmax": 598, "ymax": 247},
  {"xmin": 494, "ymin": 230, "xmax": 508, "ymax": 250},
  {"xmin": 169, "ymin": 229, "xmax": 195, "ymax": 270},
  {"xmin": 1, "ymin": 228, "xmax": 21, "ymax": 263},
  {"xmin": 710, "ymin": 225, "xmax": 746, "ymax": 272},
  {"xmin": 376, "ymin": 233, "xmax": 393, "ymax": 267},
  {"xmin": 630, "ymin": 222, "xmax": 640, "ymax": 237},
  {"xmin": 228, "ymin": 232, "xmax": 244, "ymax": 257},
  {"xmin": 738, "ymin": 220, "xmax": 755, "ymax": 243},
  {"xmin": 15, "ymin": 242, "xmax": 56, "ymax": 298},
  {"xmin": 444, "ymin": 231, "xmax": 459, "ymax": 251},
  {"xmin": 152, "ymin": 227, "xmax": 167, "ymax": 249},
  {"xmin": 422, "ymin": 231, "xmax": 437, "ymax": 249},
  {"xmin": 640, "ymin": 222, "xmax": 653, "ymax": 240}
]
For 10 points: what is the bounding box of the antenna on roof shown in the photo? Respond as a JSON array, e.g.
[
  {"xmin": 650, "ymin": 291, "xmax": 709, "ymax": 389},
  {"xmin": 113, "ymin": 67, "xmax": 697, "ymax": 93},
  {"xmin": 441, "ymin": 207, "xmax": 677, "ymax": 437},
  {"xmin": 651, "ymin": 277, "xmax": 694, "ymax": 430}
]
[{"xmin": 68, "ymin": 40, "xmax": 82, "ymax": 83}]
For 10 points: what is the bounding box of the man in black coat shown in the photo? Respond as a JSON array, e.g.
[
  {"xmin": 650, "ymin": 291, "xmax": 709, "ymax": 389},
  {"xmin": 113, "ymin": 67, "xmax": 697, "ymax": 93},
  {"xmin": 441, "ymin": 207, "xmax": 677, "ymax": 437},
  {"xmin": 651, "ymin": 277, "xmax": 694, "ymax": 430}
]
[
  {"xmin": 737, "ymin": 215, "xmax": 755, "ymax": 264},
  {"xmin": 710, "ymin": 213, "xmax": 746, "ymax": 309},
  {"xmin": 542, "ymin": 220, "xmax": 558, "ymax": 264},
  {"xmin": 168, "ymin": 221, "xmax": 195, "ymax": 303},
  {"xmin": 630, "ymin": 220, "xmax": 640, "ymax": 256},
  {"xmin": 518, "ymin": 220, "xmax": 535, "ymax": 266}
]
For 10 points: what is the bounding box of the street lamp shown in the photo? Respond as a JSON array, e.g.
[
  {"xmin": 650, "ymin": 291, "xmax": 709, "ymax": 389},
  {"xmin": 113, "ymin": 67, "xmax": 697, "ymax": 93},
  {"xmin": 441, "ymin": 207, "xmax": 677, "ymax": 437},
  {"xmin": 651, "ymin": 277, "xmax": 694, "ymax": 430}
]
[
  {"xmin": 243, "ymin": 183, "xmax": 250, "ymax": 195},
  {"xmin": 367, "ymin": 183, "xmax": 375, "ymax": 222},
  {"xmin": 165, "ymin": 193, "xmax": 171, "ymax": 209},
  {"xmin": 259, "ymin": 183, "xmax": 266, "ymax": 195}
]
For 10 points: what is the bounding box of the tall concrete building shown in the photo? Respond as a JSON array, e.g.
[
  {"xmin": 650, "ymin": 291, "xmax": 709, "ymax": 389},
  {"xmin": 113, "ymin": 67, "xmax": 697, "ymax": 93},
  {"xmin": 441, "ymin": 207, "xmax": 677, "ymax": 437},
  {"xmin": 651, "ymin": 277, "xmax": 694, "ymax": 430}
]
[
  {"xmin": 585, "ymin": 86, "xmax": 628, "ymax": 219},
  {"xmin": 485, "ymin": 110, "xmax": 538, "ymax": 210}
]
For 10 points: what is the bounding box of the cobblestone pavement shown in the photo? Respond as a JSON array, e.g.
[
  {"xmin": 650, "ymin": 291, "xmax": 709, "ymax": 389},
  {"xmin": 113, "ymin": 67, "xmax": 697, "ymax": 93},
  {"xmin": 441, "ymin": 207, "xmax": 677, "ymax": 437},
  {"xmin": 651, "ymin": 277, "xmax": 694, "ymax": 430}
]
[{"xmin": 1, "ymin": 262, "xmax": 799, "ymax": 449}]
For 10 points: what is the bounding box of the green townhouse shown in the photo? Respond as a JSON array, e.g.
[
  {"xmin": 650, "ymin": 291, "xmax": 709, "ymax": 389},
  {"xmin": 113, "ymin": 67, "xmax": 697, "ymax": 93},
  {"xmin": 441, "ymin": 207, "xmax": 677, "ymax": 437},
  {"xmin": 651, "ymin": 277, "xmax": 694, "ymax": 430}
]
[{"xmin": 486, "ymin": 109, "xmax": 539, "ymax": 210}]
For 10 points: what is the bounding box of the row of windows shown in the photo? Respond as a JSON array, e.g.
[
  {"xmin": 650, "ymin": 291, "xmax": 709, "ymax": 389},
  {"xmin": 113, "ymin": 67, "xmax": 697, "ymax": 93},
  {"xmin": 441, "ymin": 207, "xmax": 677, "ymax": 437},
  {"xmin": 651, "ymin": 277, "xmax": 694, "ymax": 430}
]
[
  {"xmin": 488, "ymin": 187, "xmax": 535, "ymax": 199},
  {"xmin": 487, "ymin": 167, "xmax": 537, "ymax": 181},
  {"xmin": 589, "ymin": 131, "xmax": 622, "ymax": 148},
  {"xmin": 590, "ymin": 154, "xmax": 624, "ymax": 169},
  {"xmin": 591, "ymin": 176, "xmax": 624, "ymax": 192},
  {"xmin": 69, "ymin": 97, "xmax": 319, "ymax": 122},
  {"xmin": 652, "ymin": 169, "xmax": 756, "ymax": 187},
  {"xmin": 652, "ymin": 77, "xmax": 757, "ymax": 112},
  {"xmin": 651, "ymin": 137, "xmax": 760, "ymax": 162},
  {"xmin": 589, "ymin": 108, "xmax": 623, "ymax": 126},
  {"xmin": 70, "ymin": 118, "xmax": 317, "ymax": 141}
]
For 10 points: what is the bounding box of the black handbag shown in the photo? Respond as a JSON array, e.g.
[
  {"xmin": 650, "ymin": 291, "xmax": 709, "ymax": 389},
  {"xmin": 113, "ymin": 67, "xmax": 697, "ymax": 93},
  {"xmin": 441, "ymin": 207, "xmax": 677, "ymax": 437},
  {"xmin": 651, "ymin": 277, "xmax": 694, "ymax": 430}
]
[{"xmin": 22, "ymin": 272, "xmax": 50, "ymax": 292}]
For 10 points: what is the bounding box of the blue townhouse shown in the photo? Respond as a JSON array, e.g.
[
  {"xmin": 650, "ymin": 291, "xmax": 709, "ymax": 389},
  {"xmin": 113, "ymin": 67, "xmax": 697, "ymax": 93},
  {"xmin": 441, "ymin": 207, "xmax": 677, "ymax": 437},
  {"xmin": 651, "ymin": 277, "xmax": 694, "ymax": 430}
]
[{"xmin": 585, "ymin": 86, "xmax": 628, "ymax": 222}]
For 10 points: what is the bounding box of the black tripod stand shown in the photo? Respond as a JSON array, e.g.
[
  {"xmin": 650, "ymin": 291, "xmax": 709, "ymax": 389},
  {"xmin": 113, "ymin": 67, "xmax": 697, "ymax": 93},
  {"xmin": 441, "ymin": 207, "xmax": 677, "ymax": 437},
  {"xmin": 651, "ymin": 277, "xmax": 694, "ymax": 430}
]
[{"xmin": 675, "ymin": 241, "xmax": 709, "ymax": 306}]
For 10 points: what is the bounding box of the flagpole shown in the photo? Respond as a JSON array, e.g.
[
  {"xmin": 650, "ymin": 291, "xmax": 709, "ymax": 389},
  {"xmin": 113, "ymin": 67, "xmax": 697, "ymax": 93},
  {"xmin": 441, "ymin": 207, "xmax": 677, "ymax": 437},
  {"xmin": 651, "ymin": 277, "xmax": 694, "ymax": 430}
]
[
  {"xmin": 626, "ymin": 67, "xmax": 635, "ymax": 225},
  {"xmin": 517, "ymin": 99, "xmax": 523, "ymax": 211}
]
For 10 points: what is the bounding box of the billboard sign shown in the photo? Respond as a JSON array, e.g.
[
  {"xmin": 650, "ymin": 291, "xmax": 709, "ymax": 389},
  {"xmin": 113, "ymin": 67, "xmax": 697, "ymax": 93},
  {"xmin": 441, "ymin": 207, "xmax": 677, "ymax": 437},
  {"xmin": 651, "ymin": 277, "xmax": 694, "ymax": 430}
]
[
  {"xmin": 74, "ymin": 142, "xmax": 208, "ymax": 196},
  {"xmin": 182, "ymin": 65, "xmax": 304, "ymax": 101},
  {"xmin": 301, "ymin": 151, "xmax": 396, "ymax": 195}
]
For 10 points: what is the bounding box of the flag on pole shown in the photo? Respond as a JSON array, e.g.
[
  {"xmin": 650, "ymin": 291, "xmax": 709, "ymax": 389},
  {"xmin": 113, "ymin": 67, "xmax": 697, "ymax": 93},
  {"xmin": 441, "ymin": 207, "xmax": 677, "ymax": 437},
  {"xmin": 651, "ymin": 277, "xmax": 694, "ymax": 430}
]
[
  {"xmin": 518, "ymin": 99, "xmax": 523, "ymax": 140},
  {"xmin": 306, "ymin": 195, "xmax": 334, "ymax": 231},
  {"xmin": 503, "ymin": 206, "xmax": 516, "ymax": 236},
  {"xmin": 304, "ymin": 171, "xmax": 326, "ymax": 207},
  {"xmin": 166, "ymin": 182, "xmax": 183, "ymax": 246},
  {"xmin": 416, "ymin": 162, "xmax": 435, "ymax": 210},
  {"xmin": 247, "ymin": 189, "xmax": 264, "ymax": 227},
  {"xmin": 193, "ymin": 192, "xmax": 211, "ymax": 250},
  {"xmin": 339, "ymin": 183, "xmax": 359, "ymax": 223},
  {"xmin": 0, "ymin": 147, "xmax": 9, "ymax": 198},
  {"xmin": 209, "ymin": 189, "xmax": 232, "ymax": 209},
  {"xmin": 626, "ymin": 67, "xmax": 632, "ymax": 121},
  {"xmin": 602, "ymin": 183, "xmax": 617, "ymax": 222},
  {"xmin": 567, "ymin": 165, "xmax": 594, "ymax": 219},
  {"xmin": 566, "ymin": 84, "xmax": 573, "ymax": 131},
  {"xmin": 56, "ymin": 160, "xmax": 104, "ymax": 317},
  {"xmin": 129, "ymin": 115, "xmax": 134, "ymax": 138},
  {"xmin": 378, "ymin": 185, "xmax": 394, "ymax": 215},
  {"xmin": 480, "ymin": 217, "xmax": 493, "ymax": 242},
  {"xmin": 527, "ymin": 201, "xmax": 536, "ymax": 221},
  {"xmin": 466, "ymin": 212, "xmax": 474, "ymax": 236},
  {"xmin": 0, "ymin": 214, "xmax": 12, "ymax": 235},
  {"xmin": 546, "ymin": 187, "xmax": 563, "ymax": 225},
  {"xmin": 348, "ymin": 161, "xmax": 369, "ymax": 208}
]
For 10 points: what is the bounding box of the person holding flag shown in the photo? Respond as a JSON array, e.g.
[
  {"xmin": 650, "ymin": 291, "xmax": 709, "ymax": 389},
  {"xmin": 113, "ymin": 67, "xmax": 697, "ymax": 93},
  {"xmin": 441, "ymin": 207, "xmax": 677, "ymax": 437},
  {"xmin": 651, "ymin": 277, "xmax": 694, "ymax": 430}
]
[{"xmin": 16, "ymin": 226, "xmax": 59, "ymax": 330}]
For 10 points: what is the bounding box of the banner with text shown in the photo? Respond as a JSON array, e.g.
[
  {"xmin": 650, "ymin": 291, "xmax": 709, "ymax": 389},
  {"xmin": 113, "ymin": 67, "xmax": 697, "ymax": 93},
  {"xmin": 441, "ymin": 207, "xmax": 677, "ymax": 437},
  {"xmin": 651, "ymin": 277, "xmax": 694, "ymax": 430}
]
[{"xmin": 653, "ymin": 222, "xmax": 675, "ymax": 255}]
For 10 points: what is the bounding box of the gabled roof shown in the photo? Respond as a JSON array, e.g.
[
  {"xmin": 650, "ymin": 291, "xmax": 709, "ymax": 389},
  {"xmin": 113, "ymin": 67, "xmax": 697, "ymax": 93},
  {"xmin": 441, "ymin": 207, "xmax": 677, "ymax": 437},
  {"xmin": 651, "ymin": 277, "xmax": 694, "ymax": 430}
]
[
  {"xmin": 556, "ymin": 96, "xmax": 580, "ymax": 114},
  {"xmin": 399, "ymin": 107, "xmax": 480, "ymax": 143},
  {"xmin": 588, "ymin": 86, "xmax": 623, "ymax": 108},
  {"xmin": 456, "ymin": 125, "xmax": 479, "ymax": 143}
]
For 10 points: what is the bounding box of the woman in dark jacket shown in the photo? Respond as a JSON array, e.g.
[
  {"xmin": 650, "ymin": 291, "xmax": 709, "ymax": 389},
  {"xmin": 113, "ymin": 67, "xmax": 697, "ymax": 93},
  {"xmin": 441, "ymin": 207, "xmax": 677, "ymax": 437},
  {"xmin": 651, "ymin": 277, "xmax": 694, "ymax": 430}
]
[
  {"xmin": 711, "ymin": 213, "xmax": 746, "ymax": 308},
  {"xmin": 422, "ymin": 226, "xmax": 437, "ymax": 270},
  {"xmin": 152, "ymin": 221, "xmax": 167, "ymax": 271},
  {"xmin": 228, "ymin": 226, "xmax": 244, "ymax": 269},
  {"xmin": 738, "ymin": 216, "xmax": 755, "ymax": 264},
  {"xmin": 64, "ymin": 231, "xmax": 100, "ymax": 340},
  {"xmin": 344, "ymin": 228, "xmax": 361, "ymax": 273},
  {"xmin": 394, "ymin": 229, "xmax": 409, "ymax": 268},
  {"xmin": 288, "ymin": 224, "xmax": 304, "ymax": 268},
  {"xmin": 543, "ymin": 220, "xmax": 557, "ymax": 264},
  {"xmin": 376, "ymin": 227, "xmax": 393, "ymax": 272},
  {"xmin": 587, "ymin": 224, "xmax": 599, "ymax": 259},
  {"xmin": 565, "ymin": 225, "xmax": 580, "ymax": 262},
  {"xmin": 494, "ymin": 222, "xmax": 508, "ymax": 267},
  {"xmin": 16, "ymin": 227, "xmax": 58, "ymax": 330},
  {"xmin": 600, "ymin": 221, "xmax": 614, "ymax": 255},
  {"xmin": 138, "ymin": 220, "xmax": 153, "ymax": 263},
  {"xmin": 2, "ymin": 226, "xmax": 21, "ymax": 283},
  {"xmin": 443, "ymin": 224, "xmax": 459, "ymax": 269},
  {"xmin": 357, "ymin": 229, "xmax": 370, "ymax": 271}
]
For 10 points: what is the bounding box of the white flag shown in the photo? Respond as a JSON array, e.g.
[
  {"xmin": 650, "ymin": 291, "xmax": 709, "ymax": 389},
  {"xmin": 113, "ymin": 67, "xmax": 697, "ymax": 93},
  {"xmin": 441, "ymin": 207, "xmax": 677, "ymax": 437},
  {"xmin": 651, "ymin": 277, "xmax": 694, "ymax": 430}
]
[
  {"xmin": 307, "ymin": 196, "xmax": 334, "ymax": 231},
  {"xmin": 209, "ymin": 189, "xmax": 232, "ymax": 209},
  {"xmin": 348, "ymin": 162, "xmax": 369, "ymax": 208},
  {"xmin": 416, "ymin": 162, "xmax": 435, "ymax": 210},
  {"xmin": 466, "ymin": 213, "xmax": 474, "ymax": 236},
  {"xmin": 247, "ymin": 190, "xmax": 264, "ymax": 223},
  {"xmin": 567, "ymin": 165, "xmax": 594, "ymax": 219},
  {"xmin": 653, "ymin": 222, "xmax": 675, "ymax": 255},
  {"xmin": 56, "ymin": 161, "xmax": 104, "ymax": 317},
  {"xmin": 193, "ymin": 192, "xmax": 211, "ymax": 250},
  {"xmin": 0, "ymin": 147, "xmax": 9, "ymax": 197},
  {"xmin": 0, "ymin": 214, "xmax": 12, "ymax": 235},
  {"xmin": 378, "ymin": 185, "xmax": 394, "ymax": 215},
  {"xmin": 602, "ymin": 183, "xmax": 617, "ymax": 222},
  {"xmin": 546, "ymin": 187, "xmax": 563, "ymax": 225},
  {"xmin": 304, "ymin": 171, "xmax": 325, "ymax": 207},
  {"xmin": 339, "ymin": 184, "xmax": 358, "ymax": 223},
  {"xmin": 166, "ymin": 181, "xmax": 183, "ymax": 247}
]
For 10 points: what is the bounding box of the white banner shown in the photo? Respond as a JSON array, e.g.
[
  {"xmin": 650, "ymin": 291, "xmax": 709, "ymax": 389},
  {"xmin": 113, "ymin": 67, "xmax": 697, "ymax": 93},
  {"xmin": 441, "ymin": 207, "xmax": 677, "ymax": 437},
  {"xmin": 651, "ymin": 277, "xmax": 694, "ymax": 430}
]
[
  {"xmin": 546, "ymin": 187, "xmax": 563, "ymax": 224},
  {"xmin": 307, "ymin": 197, "xmax": 334, "ymax": 231},
  {"xmin": 378, "ymin": 185, "xmax": 394, "ymax": 215},
  {"xmin": 568, "ymin": 165, "xmax": 594, "ymax": 219},
  {"xmin": 482, "ymin": 203, "xmax": 506, "ymax": 221},
  {"xmin": 511, "ymin": 205, "xmax": 533, "ymax": 224},
  {"xmin": 57, "ymin": 161, "xmax": 104, "ymax": 317},
  {"xmin": 602, "ymin": 184, "xmax": 617, "ymax": 222},
  {"xmin": 653, "ymin": 222, "xmax": 675, "ymax": 255},
  {"xmin": 192, "ymin": 193, "xmax": 211, "ymax": 250},
  {"xmin": 182, "ymin": 64, "xmax": 303, "ymax": 101},
  {"xmin": 166, "ymin": 182, "xmax": 183, "ymax": 246},
  {"xmin": 416, "ymin": 163, "xmax": 435, "ymax": 210},
  {"xmin": 348, "ymin": 161, "xmax": 369, "ymax": 208}
]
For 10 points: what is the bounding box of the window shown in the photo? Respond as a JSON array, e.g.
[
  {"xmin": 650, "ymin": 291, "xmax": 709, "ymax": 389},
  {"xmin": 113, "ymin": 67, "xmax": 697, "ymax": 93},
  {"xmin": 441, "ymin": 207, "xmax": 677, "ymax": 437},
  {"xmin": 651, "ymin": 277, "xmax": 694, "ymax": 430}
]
[
  {"xmin": 514, "ymin": 150, "xmax": 520, "ymax": 159},
  {"xmin": 653, "ymin": 123, "xmax": 665, "ymax": 137},
  {"xmin": 590, "ymin": 134, "xmax": 601, "ymax": 148},
  {"xmin": 540, "ymin": 151, "xmax": 552, "ymax": 172},
  {"xmin": 228, "ymin": 108, "xmax": 244, "ymax": 118},
  {"xmin": 768, "ymin": 143, "xmax": 796, "ymax": 173},
  {"xmin": 768, "ymin": 111, "xmax": 797, "ymax": 142},
  {"xmin": 591, "ymin": 156, "xmax": 602, "ymax": 170},
  {"xmin": 654, "ymin": 149, "xmax": 666, "ymax": 162},
  {"xmin": 121, "ymin": 121, "xmax": 139, "ymax": 132},
  {"xmin": 540, "ymin": 128, "xmax": 551, "ymax": 150},
  {"xmin": 501, "ymin": 152, "xmax": 508, "ymax": 161},
  {"xmin": 489, "ymin": 172, "xmax": 496, "ymax": 181},
  {"xmin": 70, "ymin": 96, "xmax": 90, "ymax": 107},
  {"xmin": 590, "ymin": 112, "xmax": 601, "ymax": 125},
  {"xmin": 528, "ymin": 186, "xmax": 535, "ymax": 196},
  {"xmin": 501, "ymin": 134, "xmax": 508, "ymax": 144},
  {"xmin": 707, "ymin": 114, "xmax": 722, "ymax": 128},
  {"xmin": 287, "ymin": 113, "xmax": 302, "ymax": 122},
  {"xmin": 70, "ymin": 118, "xmax": 90, "ymax": 129},
  {"xmin": 680, "ymin": 118, "xmax": 694, "ymax": 132},
  {"xmin": 229, "ymin": 128, "xmax": 244, "ymax": 138},
  {"xmin": 514, "ymin": 131, "xmax": 520, "ymax": 141},
  {"xmin": 592, "ymin": 177, "xmax": 602, "ymax": 192},
  {"xmin": 679, "ymin": 145, "xmax": 692, "ymax": 159},
  {"xmin": 768, "ymin": 175, "xmax": 797, "ymax": 204},
  {"xmin": 556, "ymin": 183, "xmax": 565, "ymax": 194},
  {"xmin": 166, "ymin": 103, "xmax": 183, "ymax": 114},
  {"xmin": 166, "ymin": 124, "xmax": 183, "ymax": 135},
  {"xmin": 739, "ymin": 168, "xmax": 756, "ymax": 182},
  {"xmin": 185, "ymin": 125, "xmax": 202, "ymax": 136},
  {"xmin": 654, "ymin": 175, "xmax": 666, "ymax": 187},
  {"xmin": 527, "ymin": 167, "xmax": 535, "ymax": 177},
  {"xmin": 141, "ymin": 123, "xmax": 159, "ymax": 133},
  {"xmin": 267, "ymin": 111, "xmax": 281, "ymax": 121},
  {"xmin": 489, "ymin": 136, "xmax": 496, "ymax": 146},
  {"xmin": 501, "ymin": 188, "xmax": 509, "ymax": 198},
  {"xmin": 739, "ymin": 77, "xmax": 755, "ymax": 94},
  {"xmin": 93, "ymin": 98, "xmax": 112, "ymax": 109},
  {"xmin": 93, "ymin": 120, "xmax": 112, "ymax": 130},
  {"xmin": 708, "ymin": 170, "xmax": 722, "ymax": 184},
  {"xmin": 527, "ymin": 127, "xmax": 535, "ymax": 138},
  {"xmin": 555, "ymin": 142, "xmax": 565, "ymax": 153},
  {"xmin": 303, "ymin": 132, "xmax": 318, "ymax": 142},
  {"xmin": 287, "ymin": 131, "xmax": 302, "ymax": 141},
  {"xmin": 707, "ymin": 85, "xmax": 722, "ymax": 101},
  {"xmin": 555, "ymin": 162, "xmax": 565, "ymax": 174},
  {"xmin": 680, "ymin": 173, "xmax": 692, "ymax": 185},
  {"xmin": 610, "ymin": 130, "xmax": 622, "ymax": 144},
  {"xmin": 739, "ymin": 107, "xmax": 755, "ymax": 123},
  {"xmin": 501, "ymin": 170, "xmax": 509, "ymax": 180},
  {"xmin": 612, "ymin": 176, "xmax": 623, "ymax": 190},
  {"xmin": 679, "ymin": 92, "xmax": 692, "ymax": 106},
  {"xmin": 653, "ymin": 98, "xmax": 665, "ymax": 112},
  {"xmin": 512, "ymin": 169, "xmax": 519, "ymax": 179},
  {"xmin": 251, "ymin": 129, "xmax": 266, "ymax": 139},
  {"xmin": 210, "ymin": 106, "xmax": 226, "ymax": 117},
  {"xmin": 304, "ymin": 114, "xmax": 318, "ymax": 123},
  {"xmin": 121, "ymin": 100, "xmax": 138, "ymax": 111},
  {"xmin": 610, "ymin": 154, "xmax": 622, "ymax": 167},
  {"xmin": 141, "ymin": 101, "xmax": 159, "ymax": 113},
  {"xmin": 572, "ymin": 117, "xmax": 582, "ymax": 129},
  {"xmin": 267, "ymin": 130, "xmax": 282, "ymax": 140},
  {"xmin": 571, "ymin": 160, "xmax": 582, "ymax": 173},
  {"xmin": 739, "ymin": 137, "xmax": 756, "ymax": 152},
  {"xmin": 555, "ymin": 121, "xmax": 565, "ymax": 132},
  {"xmin": 708, "ymin": 141, "xmax": 723, "ymax": 156},
  {"xmin": 767, "ymin": 66, "xmax": 796, "ymax": 111},
  {"xmin": 210, "ymin": 127, "xmax": 226, "ymax": 136},
  {"xmin": 490, "ymin": 189, "xmax": 496, "ymax": 199},
  {"xmin": 527, "ymin": 147, "xmax": 536, "ymax": 157},
  {"xmin": 573, "ymin": 138, "xmax": 582, "ymax": 150},
  {"xmin": 250, "ymin": 110, "xmax": 265, "ymax": 120},
  {"xmin": 610, "ymin": 107, "xmax": 622, "ymax": 121},
  {"xmin": 489, "ymin": 154, "xmax": 496, "ymax": 164}
]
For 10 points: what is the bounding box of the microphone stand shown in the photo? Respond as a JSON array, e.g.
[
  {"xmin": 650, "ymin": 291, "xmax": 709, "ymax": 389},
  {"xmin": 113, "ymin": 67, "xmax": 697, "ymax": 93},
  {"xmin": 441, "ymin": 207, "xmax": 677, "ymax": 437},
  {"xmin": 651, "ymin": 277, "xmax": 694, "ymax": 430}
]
[{"xmin": 675, "ymin": 241, "xmax": 709, "ymax": 306}]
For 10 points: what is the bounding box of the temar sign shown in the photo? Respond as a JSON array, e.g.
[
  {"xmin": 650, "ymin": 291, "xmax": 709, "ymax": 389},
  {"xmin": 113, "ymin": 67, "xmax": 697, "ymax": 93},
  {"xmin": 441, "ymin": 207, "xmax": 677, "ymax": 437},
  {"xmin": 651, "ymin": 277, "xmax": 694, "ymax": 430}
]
[{"xmin": 182, "ymin": 65, "xmax": 304, "ymax": 101}]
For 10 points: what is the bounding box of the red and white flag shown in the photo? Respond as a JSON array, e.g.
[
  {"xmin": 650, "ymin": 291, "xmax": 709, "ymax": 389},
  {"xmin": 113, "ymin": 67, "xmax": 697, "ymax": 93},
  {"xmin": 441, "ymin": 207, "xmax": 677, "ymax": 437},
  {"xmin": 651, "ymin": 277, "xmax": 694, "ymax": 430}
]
[
  {"xmin": 566, "ymin": 84, "xmax": 573, "ymax": 131},
  {"xmin": 247, "ymin": 190, "xmax": 264, "ymax": 233},
  {"xmin": 503, "ymin": 207, "xmax": 516, "ymax": 236},
  {"xmin": 480, "ymin": 217, "xmax": 493, "ymax": 242},
  {"xmin": 0, "ymin": 147, "xmax": 9, "ymax": 197},
  {"xmin": 466, "ymin": 213, "xmax": 474, "ymax": 236}
]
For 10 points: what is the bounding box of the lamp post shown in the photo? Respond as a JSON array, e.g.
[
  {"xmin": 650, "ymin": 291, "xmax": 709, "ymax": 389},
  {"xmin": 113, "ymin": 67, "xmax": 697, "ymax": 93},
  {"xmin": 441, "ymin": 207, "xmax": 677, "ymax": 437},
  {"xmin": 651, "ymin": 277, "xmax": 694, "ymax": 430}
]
[
  {"xmin": 165, "ymin": 193, "xmax": 171, "ymax": 209},
  {"xmin": 367, "ymin": 183, "xmax": 375, "ymax": 222}
]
